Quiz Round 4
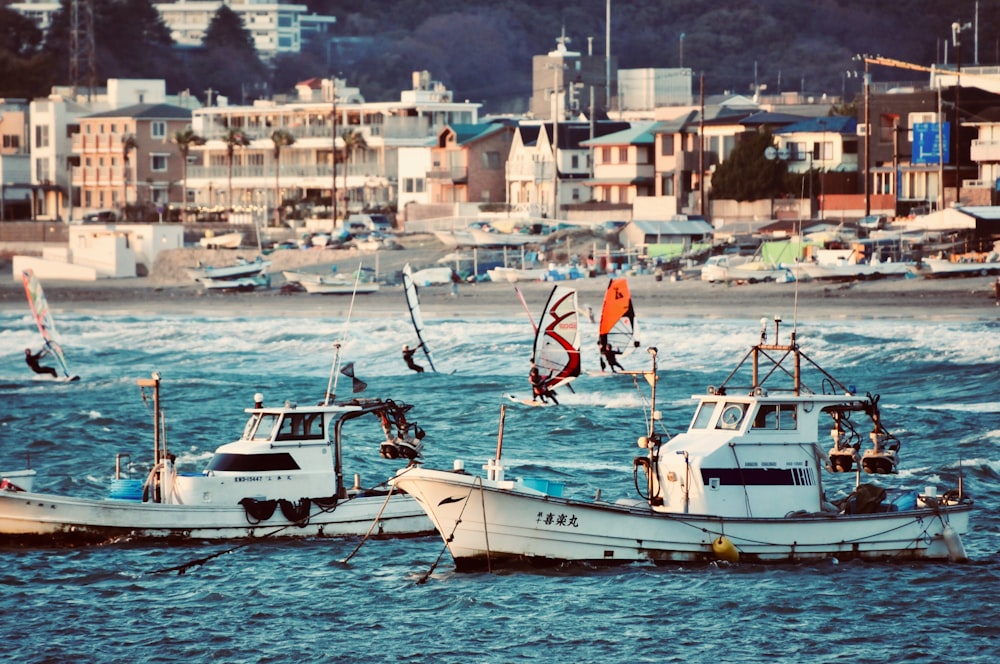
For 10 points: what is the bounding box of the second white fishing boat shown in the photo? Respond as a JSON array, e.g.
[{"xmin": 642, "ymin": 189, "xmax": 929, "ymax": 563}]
[{"xmin": 392, "ymin": 318, "xmax": 973, "ymax": 570}]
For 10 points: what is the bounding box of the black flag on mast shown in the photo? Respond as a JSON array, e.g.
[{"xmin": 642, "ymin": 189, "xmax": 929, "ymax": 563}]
[{"xmin": 340, "ymin": 362, "xmax": 367, "ymax": 393}]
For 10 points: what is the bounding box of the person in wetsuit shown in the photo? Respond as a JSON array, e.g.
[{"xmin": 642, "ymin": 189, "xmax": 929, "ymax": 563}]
[
  {"xmin": 529, "ymin": 365, "xmax": 559, "ymax": 405},
  {"xmin": 25, "ymin": 347, "xmax": 58, "ymax": 378},
  {"xmin": 402, "ymin": 344, "xmax": 424, "ymax": 373}
]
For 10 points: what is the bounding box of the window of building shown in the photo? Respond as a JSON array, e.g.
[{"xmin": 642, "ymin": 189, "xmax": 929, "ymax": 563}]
[
  {"xmin": 571, "ymin": 187, "xmax": 580, "ymax": 201},
  {"xmin": 2, "ymin": 135, "xmax": 19, "ymax": 149},
  {"xmin": 662, "ymin": 174, "xmax": 675, "ymax": 196},
  {"xmin": 35, "ymin": 158, "xmax": 50, "ymax": 181},
  {"xmin": 151, "ymin": 154, "xmax": 168, "ymax": 171},
  {"xmin": 660, "ymin": 136, "xmax": 675, "ymax": 156},
  {"xmin": 482, "ymin": 151, "xmax": 501, "ymax": 169},
  {"xmin": 571, "ymin": 154, "xmax": 579, "ymax": 169},
  {"xmin": 618, "ymin": 147, "xmax": 628, "ymax": 163},
  {"xmin": 34, "ymin": 125, "xmax": 50, "ymax": 149},
  {"xmin": 601, "ymin": 147, "xmax": 611, "ymax": 164},
  {"xmin": 151, "ymin": 121, "xmax": 166, "ymax": 140}
]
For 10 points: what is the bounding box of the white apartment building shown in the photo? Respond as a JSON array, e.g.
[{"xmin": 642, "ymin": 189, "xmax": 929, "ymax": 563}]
[
  {"xmin": 155, "ymin": 0, "xmax": 311, "ymax": 59},
  {"xmin": 185, "ymin": 72, "xmax": 480, "ymax": 219}
]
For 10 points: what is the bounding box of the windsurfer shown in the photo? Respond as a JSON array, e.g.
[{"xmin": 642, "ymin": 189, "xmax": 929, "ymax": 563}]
[
  {"xmin": 599, "ymin": 342, "xmax": 624, "ymax": 373},
  {"xmin": 529, "ymin": 365, "xmax": 559, "ymax": 405},
  {"xmin": 25, "ymin": 347, "xmax": 58, "ymax": 378},
  {"xmin": 402, "ymin": 344, "xmax": 424, "ymax": 373}
]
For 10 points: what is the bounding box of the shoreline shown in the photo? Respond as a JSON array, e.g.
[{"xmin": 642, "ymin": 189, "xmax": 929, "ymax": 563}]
[{"xmin": 2, "ymin": 270, "xmax": 998, "ymax": 322}]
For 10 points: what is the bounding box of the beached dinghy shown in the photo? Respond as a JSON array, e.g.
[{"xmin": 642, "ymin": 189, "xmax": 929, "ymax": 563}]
[
  {"xmin": 393, "ymin": 317, "xmax": 973, "ymax": 570},
  {"xmin": 0, "ymin": 375, "xmax": 433, "ymax": 544}
]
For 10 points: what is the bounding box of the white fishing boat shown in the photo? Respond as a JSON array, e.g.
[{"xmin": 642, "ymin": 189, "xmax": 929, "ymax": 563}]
[
  {"xmin": 402, "ymin": 263, "xmax": 437, "ymax": 372},
  {"xmin": 186, "ymin": 255, "xmax": 272, "ymax": 282},
  {"xmin": 921, "ymin": 245, "xmax": 1000, "ymax": 278},
  {"xmin": 0, "ymin": 373, "xmax": 433, "ymax": 544},
  {"xmin": 392, "ymin": 318, "xmax": 973, "ymax": 569},
  {"xmin": 507, "ymin": 285, "xmax": 580, "ymax": 406},
  {"xmin": 21, "ymin": 269, "xmax": 79, "ymax": 382}
]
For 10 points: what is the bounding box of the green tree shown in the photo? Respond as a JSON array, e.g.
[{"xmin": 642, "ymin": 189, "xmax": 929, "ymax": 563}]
[
  {"xmin": 121, "ymin": 133, "xmax": 138, "ymax": 218},
  {"xmin": 194, "ymin": 5, "xmax": 267, "ymax": 103},
  {"xmin": 709, "ymin": 128, "xmax": 787, "ymax": 202},
  {"xmin": 223, "ymin": 127, "xmax": 250, "ymax": 213},
  {"xmin": 270, "ymin": 129, "xmax": 295, "ymax": 227},
  {"xmin": 0, "ymin": 5, "xmax": 55, "ymax": 98},
  {"xmin": 340, "ymin": 129, "xmax": 367, "ymax": 213},
  {"xmin": 172, "ymin": 128, "xmax": 206, "ymax": 223}
]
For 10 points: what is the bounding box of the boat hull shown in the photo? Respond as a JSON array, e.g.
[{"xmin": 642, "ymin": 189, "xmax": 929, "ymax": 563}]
[
  {"xmin": 301, "ymin": 280, "xmax": 380, "ymax": 295},
  {"xmin": 0, "ymin": 489, "xmax": 433, "ymax": 545},
  {"xmin": 392, "ymin": 468, "xmax": 972, "ymax": 570}
]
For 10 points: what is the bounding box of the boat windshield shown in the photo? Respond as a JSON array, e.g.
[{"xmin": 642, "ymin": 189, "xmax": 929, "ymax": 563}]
[
  {"xmin": 243, "ymin": 413, "xmax": 280, "ymax": 441},
  {"xmin": 690, "ymin": 401, "xmax": 717, "ymax": 429},
  {"xmin": 752, "ymin": 404, "xmax": 798, "ymax": 430}
]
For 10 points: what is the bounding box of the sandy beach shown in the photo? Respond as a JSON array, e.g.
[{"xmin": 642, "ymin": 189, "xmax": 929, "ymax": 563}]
[{"xmin": 2, "ymin": 234, "xmax": 999, "ymax": 321}]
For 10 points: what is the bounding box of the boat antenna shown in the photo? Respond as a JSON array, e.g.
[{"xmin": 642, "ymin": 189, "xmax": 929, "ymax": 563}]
[
  {"xmin": 792, "ymin": 217, "xmax": 802, "ymax": 333},
  {"xmin": 324, "ymin": 261, "xmax": 364, "ymax": 405}
]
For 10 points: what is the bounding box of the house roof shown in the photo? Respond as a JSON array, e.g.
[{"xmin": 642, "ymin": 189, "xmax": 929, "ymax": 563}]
[
  {"xmin": 580, "ymin": 121, "xmax": 660, "ymax": 147},
  {"xmin": 739, "ymin": 110, "xmax": 809, "ymax": 127},
  {"xmin": 84, "ymin": 103, "xmax": 192, "ymax": 120},
  {"xmin": 443, "ymin": 123, "xmax": 508, "ymax": 144},
  {"xmin": 774, "ymin": 116, "xmax": 858, "ymax": 135},
  {"xmin": 629, "ymin": 219, "xmax": 714, "ymax": 236},
  {"xmin": 524, "ymin": 121, "xmax": 632, "ymax": 150}
]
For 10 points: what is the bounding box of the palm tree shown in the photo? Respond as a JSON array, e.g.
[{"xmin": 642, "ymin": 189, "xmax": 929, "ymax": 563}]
[
  {"xmin": 172, "ymin": 128, "xmax": 206, "ymax": 223},
  {"xmin": 340, "ymin": 129, "xmax": 367, "ymax": 216},
  {"xmin": 121, "ymin": 133, "xmax": 138, "ymax": 220},
  {"xmin": 223, "ymin": 127, "xmax": 250, "ymax": 213},
  {"xmin": 270, "ymin": 129, "xmax": 295, "ymax": 227}
]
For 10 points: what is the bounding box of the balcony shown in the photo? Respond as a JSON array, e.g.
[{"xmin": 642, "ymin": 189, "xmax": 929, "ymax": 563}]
[
  {"xmin": 426, "ymin": 166, "xmax": 468, "ymax": 183},
  {"xmin": 970, "ymin": 139, "xmax": 1000, "ymax": 163}
]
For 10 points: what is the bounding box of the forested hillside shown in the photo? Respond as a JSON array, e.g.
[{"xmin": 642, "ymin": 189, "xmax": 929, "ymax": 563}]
[{"xmin": 2, "ymin": 0, "xmax": 998, "ymax": 111}]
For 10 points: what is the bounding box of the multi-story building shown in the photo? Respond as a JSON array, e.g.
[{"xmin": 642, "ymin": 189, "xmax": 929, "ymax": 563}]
[
  {"xmin": 154, "ymin": 0, "xmax": 311, "ymax": 59},
  {"xmin": 72, "ymin": 103, "xmax": 192, "ymax": 217},
  {"xmin": 185, "ymin": 71, "xmax": 480, "ymax": 220},
  {"xmin": 426, "ymin": 122, "xmax": 515, "ymax": 206},
  {"xmin": 530, "ymin": 32, "xmax": 614, "ymax": 120},
  {"xmin": 507, "ymin": 120, "xmax": 629, "ymax": 219},
  {"xmin": 581, "ymin": 121, "xmax": 658, "ymax": 207},
  {"xmin": 0, "ymin": 99, "xmax": 32, "ymax": 221}
]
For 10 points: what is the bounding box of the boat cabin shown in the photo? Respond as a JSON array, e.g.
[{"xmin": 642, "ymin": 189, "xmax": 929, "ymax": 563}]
[{"xmin": 654, "ymin": 393, "xmax": 870, "ymax": 519}]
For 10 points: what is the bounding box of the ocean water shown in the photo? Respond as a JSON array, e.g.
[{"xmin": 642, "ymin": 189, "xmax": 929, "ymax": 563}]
[{"xmin": 1, "ymin": 308, "xmax": 999, "ymax": 663}]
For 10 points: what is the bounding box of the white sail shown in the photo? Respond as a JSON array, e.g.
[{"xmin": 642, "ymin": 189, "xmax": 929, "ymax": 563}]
[
  {"xmin": 401, "ymin": 263, "xmax": 437, "ymax": 372},
  {"xmin": 532, "ymin": 285, "xmax": 580, "ymax": 390}
]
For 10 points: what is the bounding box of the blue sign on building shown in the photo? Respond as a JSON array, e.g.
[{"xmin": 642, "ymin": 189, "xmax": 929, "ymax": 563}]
[{"xmin": 913, "ymin": 122, "xmax": 950, "ymax": 164}]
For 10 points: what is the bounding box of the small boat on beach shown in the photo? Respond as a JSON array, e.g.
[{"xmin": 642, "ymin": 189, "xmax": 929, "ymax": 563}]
[
  {"xmin": 0, "ymin": 374, "xmax": 433, "ymax": 544},
  {"xmin": 198, "ymin": 231, "xmax": 245, "ymax": 249},
  {"xmin": 392, "ymin": 318, "xmax": 973, "ymax": 570},
  {"xmin": 301, "ymin": 274, "xmax": 380, "ymax": 295},
  {"xmin": 186, "ymin": 255, "xmax": 271, "ymax": 282}
]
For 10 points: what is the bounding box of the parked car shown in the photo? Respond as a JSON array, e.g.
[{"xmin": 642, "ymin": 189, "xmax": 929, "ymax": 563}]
[
  {"xmin": 858, "ymin": 215, "xmax": 887, "ymax": 231},
  {"xmin": 81, "ymin": 210, "xmax": 118, "ymax": 224},
  {"xmin": 345, "ymin": 213, "xmax": 392, "ymax": 235}
]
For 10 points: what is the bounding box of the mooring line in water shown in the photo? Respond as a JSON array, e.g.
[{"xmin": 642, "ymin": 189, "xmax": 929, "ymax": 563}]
[
  {"xmin": 341, "ymin": 484, "xmax": 397, "ymax": 564},
  {"xmin": 416, "ymin": 477, "xmax": 481, "ymax": 585},
  {"xmin": 148, "ymin": 499, "xmax": 349, "ymax": 575}
]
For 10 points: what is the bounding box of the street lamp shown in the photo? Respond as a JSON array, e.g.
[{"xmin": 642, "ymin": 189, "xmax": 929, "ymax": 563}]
[{"xmin": 854, "ymin": 54, "xmax": 872, "ymax": 217}]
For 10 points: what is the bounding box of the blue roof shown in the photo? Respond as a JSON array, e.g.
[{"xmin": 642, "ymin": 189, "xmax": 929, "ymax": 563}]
[
  {"xmin": 775, "ymin": 116, "xmax": 858, "ymax": 135},
  {"xmin": 581, "ymin": 121, "xmax": 660, "ymax": 147}
]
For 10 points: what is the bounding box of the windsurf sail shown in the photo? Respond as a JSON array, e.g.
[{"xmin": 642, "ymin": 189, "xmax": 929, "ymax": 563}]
[
  {"xmin": 532, "ymin": 285, "xmax": 581, "ymax": 391},
  {"xmin": 401, "ymin": 263, "xmax": 437, "ymax": 372},
  {"xmin": 22, "ymin": 269, "xmax": 74, "ymax": 379},
  {"xmin": 599, "ymin": 277, "xmax": 640, "ymax": 357}
]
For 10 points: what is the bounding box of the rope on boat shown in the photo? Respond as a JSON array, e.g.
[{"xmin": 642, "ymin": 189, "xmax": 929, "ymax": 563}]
[
  {"xmin": 341, "ymin": 484, "xmax": 397, "ymax": 564},
  {"xmin": 416, "ymin": 476, "xmax": 482, "ymax": 585}
]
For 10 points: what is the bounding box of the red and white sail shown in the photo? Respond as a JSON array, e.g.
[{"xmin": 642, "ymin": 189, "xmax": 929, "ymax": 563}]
[{"xmin": 532, "ymin": 285, "xmax": 581, "ymax": 390}]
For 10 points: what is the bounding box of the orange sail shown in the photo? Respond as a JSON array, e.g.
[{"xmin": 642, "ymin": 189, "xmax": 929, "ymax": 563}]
[{"xmin": 598, "ymin": 278, "xmax": 639, "ymax": 356}]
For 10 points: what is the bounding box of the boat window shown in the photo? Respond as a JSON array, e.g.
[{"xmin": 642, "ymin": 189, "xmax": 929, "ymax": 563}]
[
  {"xmin": 275, "ymin": 413, "xmax": 326, "ymax": 441},
  {"xmin": 716, "ymin": 403, "xmax": 746, "ymax": 430},
  {"xmin": 248, "ymin": 413, "xmax": 280, "ymax": 441},
  {"xmin": 206, "ymin": 452, "xmax": 300, "ymax": 472},
  {"xmin": 752, "ymin": 404, "xmax": 798, "ymax": 430},
  {"xmin": 691, "ymin": 401, "xmax": 717, "ymax": 429}
]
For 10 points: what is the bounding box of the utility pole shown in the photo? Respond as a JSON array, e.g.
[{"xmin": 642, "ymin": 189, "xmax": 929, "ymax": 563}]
[
  {"xmin": 699, "ymin": 73, "xmax": 705, "ymax": 217},
  {"xmin": 331, "ymin": 80, "xmax": 337, "ymax": 225},
  {"xmin": 863, "ymin": 56, "xmax": 871, "ymax": 217},
  {"xmin": 953, "ymin": 21, "xmax": 971, "ymax": 208}
]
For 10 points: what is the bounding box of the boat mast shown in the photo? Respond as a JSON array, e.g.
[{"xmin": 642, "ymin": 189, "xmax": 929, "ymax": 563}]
[{"xmin": 138, "ymin": 373, "xmax": 162, "ymax": 466}]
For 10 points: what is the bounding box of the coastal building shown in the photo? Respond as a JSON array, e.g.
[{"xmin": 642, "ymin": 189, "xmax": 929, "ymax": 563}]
[
  {"xmin": 71, "ymin": 103, "xmax": 193, "ymax": 219},
  {"xmin": 506, "ymin": 120, "xmax": 629, "ymax": 220},
  {"xmin": 530, "ymin": 32, "xmax": 614, "ymax": 121},
  {"xmin": 0, "ymin": 99, "xmax": 33, "ymax": 222},
  {"xmin": 580, "ymin": 121, "xmax": 658, "ymax": 213},
  {"xmin": 184, "ymin": 71, "xmax": 480, "ymax": 223},
  {"xmin": 154, "ymin": 0, "xmax": 313, "ymax": 60},
  {"xmin": 422, "ymin": 122, "xmax": 516, "ymax": 213}
]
